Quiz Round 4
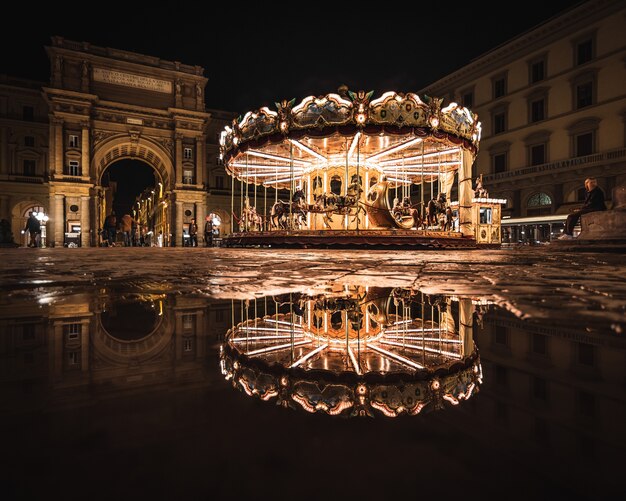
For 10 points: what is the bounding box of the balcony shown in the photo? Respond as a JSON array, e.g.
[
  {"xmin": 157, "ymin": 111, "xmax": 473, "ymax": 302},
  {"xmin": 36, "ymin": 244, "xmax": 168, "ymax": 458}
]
[
  {"xmin": 1, "ymin": 174, "xmax": 45, "ymax": 184},
  {"xmin": 484, "ymin": 147, "xmax": 626, "ymax": 184}
]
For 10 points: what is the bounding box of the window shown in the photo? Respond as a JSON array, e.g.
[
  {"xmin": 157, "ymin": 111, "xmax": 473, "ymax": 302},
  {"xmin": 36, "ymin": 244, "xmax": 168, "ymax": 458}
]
[
  {"xmin": 493, "ymin": 112, "xmax": 506, "ymax": 134},
  {"xmin": 493, "ymin": 153, "xmax": 507, "ymax": 174},
  {"xmin": 67, "ymin": 160, "xmax": 81, "ymax": 176},
  {"xmin": 578, "ymin": 342, "xmax": 595, "ymax": 366},
  {"xmin": 184, "ymin": 147, "xmax": 193, "ymax": 160},
  {"xmin": 495, "ymin": 326, "xmax": 508, "ymax": 345},
  {"xmin": 462, "ymin": 90, "xmax": 474, "ymax": 108},
  {"xmin": 68, "ymin": 351, "xmax": 80, "ymax": 365},
  {"xmin": 575, "ymin": 132, "xmax": 594, "ymax": 157},
  {"xmin": 215, "ymin": 309, "xmax": 224, "ymax": 322},
  {"xmin": 479, "ymin": 207, "xmax": 493, "ymax": 224},
  {"xmin": 578, "ymin": 391, "xmax": 596, "ymax": 418},
  {"xmin": 68, "ymin": 135, "xmax": 79, "ymax": 148},
  {"xmin": 530, "ymin": 59, "xmax": 545, "ymax": 83},
  {"xmin": 568, "ymin": 118, "xmax": 599, "ymax": 158},
  {"xmin": 494, "ymin": 365, "xmax": 507, "ymax": 386},
  {"xmin": 534, "ymin": 417, "xmax": 549, "ymax": 444},
  {"xmin": 530, "ymin": 144, "xmax": 546, "ymax": 166},
  {"xmin": 23, "ymin": 159, "xmax": 36, "ymax": 176},
  {"xmin": 532, "ymin": 333, "xmax": 547, "ymax": 355},
  {"xmin": 183, "ymin": 168, "xmax": 194, "ymax": 184},
  {"xmin": 22, "ymin": 324, "xmax": 36, "ymax": 341},
  {"xmin": 576, "ymin": 81, "xmax": 593, "ymax": 109},
  {"xmin": 495, "ymin": 402, "xmax": 508, "ymax": 423},
  {"xmin": 22, "ymin": 106, "xmax": 34, "ymax": 121},
  {"xmin": 493, "ymin": 77, "xmax": 506, "ymax": 99},
  {"xmin": 215, "ymin": 175, "xmax": 224, "ymax": 189},
  {"xmin": 576, "ymin": 38, "xmax": 593, "ymax": 66},
  {"xmin": 64, "ymin": 323, "xmax": 81, "ymax": 341},
  {"xmin": 527, "ymin": 192, "xmax": 552, "ymax": 216},
  {"xmin": 183, "ymin": 314, "xmax": 194, "ymax": 331},
  {"xmin": 533, "ymin": 376, "xmax": 548, "ymax": 401},
  {"xmin": 24, "ymin": 136, "xmax": 35, "ymax": 147},
  {"xmin": 530, "ymin": 98, "xmax": 545, "ymax": 122}
]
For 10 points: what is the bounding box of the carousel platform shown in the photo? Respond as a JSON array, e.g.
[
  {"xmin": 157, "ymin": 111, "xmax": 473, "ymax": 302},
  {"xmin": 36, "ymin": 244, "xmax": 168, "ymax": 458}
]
[{"xmin": 223, "ymin": 229, "xmax": 477, "ymax": 249}]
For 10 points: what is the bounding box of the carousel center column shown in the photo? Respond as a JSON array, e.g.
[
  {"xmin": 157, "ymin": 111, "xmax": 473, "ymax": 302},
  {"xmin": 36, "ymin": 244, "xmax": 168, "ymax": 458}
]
[{"xmin": 459, "ymin": 149, "xmax": 474, "ymax": 238}]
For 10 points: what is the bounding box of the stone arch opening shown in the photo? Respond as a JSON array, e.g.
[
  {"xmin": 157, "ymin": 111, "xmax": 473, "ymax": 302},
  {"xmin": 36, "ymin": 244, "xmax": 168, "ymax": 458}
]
[
  {"xmin": 92, "ymin": 136, "xmax": 175, "ymax": 246},
  {"xmin": 11, "ymin": 200, "xmax": 49, "ymax": 247}
]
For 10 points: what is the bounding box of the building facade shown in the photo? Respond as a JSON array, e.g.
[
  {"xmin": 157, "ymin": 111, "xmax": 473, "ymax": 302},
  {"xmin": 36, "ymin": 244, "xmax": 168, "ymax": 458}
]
[
  {"xmin": 0, "ymin": 37, "xmax": 233, "ymax": 247},
  {"xmin": 420, "ymin": 0, "xmax": 626, "ymax": 243}
]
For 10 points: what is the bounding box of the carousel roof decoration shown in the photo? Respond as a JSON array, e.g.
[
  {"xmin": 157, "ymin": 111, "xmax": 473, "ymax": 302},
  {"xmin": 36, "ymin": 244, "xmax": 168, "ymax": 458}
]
[
  {"xmin": 220, "ymin": 286, "xmax": 482, "ymax": 418},
  {"xmin": 219, "ymin": 90, "xmax": 482, "ymax": 189}
]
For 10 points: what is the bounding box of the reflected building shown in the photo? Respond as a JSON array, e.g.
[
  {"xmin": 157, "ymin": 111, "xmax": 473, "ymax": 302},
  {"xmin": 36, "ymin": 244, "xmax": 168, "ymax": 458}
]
[
  {"xmin": 0, "ymin": 291, "xmax": 234, "ymax": 410},
  {"xmin": 472, "ymin": 309, "xmax": 626, "ymax": 462}
]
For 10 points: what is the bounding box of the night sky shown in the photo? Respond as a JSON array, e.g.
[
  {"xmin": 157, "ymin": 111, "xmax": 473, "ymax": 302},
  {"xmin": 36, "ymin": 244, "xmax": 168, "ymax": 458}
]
[{"xmin": 4, "ymin": 1, "xmax": 582, "ymax": 113}]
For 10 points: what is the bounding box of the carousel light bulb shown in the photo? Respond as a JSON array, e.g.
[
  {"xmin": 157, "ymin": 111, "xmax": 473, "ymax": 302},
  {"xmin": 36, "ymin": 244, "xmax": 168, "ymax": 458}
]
[{"xmin": 430, "ymin": 117, "xmax": 439, "ymax": 128}]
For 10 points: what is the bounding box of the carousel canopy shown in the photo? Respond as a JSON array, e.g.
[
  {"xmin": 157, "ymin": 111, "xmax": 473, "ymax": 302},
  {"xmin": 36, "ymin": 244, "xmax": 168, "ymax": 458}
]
[{"xmin": 219, "ymin": 90, "xmax": 481, "ymax": 189}]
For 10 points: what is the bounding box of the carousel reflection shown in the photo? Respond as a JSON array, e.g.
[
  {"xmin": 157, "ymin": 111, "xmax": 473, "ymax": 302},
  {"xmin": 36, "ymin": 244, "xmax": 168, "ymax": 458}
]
[{"xmin": 220, "ymin": 286, "xmax": 483, "ymax": 417}]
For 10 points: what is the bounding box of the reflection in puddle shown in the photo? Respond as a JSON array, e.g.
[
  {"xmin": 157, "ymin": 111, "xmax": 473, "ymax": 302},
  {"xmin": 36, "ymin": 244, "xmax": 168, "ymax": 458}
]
[
  {"xmin": 1, "ymin": 284, "xmax": 624, "ymax": 496},
  {"xmin": 220, "ymin": 285, "xmax": 483, "ymax": 417},
  {"xmin": 100, "ymin": 294, "xmax": 164, "ymax": 341}
]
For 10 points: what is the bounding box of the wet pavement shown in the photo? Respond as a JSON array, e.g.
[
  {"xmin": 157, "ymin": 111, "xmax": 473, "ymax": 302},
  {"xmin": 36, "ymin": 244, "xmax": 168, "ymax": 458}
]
[
  {"xmin": 1, "ymin": 246, "xmax": 624, "ymax": 332},
  {"xmin": 1, "ymin": 246, "xmax": 625, "ymax": 500}
]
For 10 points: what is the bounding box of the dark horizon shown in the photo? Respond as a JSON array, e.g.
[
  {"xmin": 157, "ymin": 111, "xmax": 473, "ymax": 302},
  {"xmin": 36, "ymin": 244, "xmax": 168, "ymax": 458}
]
[{"xmin": 1, "ymin": 1, "xmax": 582, "ymax": 113}]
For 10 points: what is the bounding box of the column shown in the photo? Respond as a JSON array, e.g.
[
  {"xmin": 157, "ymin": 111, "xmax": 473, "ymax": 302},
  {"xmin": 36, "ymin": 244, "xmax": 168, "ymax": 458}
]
[
  {"xmin": 80, "ymin": 196, "xmax": 90, "ymax": 247},
  {"xmin": 175, "ymin": 200, "xmax": 183, "ymax": 247},
  {"xmin": 52, "ymin": 323, "xmax": 63, "ymax": 380},
  {"xmin": 80, "ymin": 319, "xmax": 89, "ymax": 372},
  {"xmin": 196, "ymin": 201, "xmax": 205, "ymax": 246},
  {"xmin": 47, "ymin": 119, "xmax": 56, "ymax": 177},
  {"xmin": 459, "ymin": 298, "xmax": 474, "ymax": 358},
  {"xmin": 175, "ymin": 133, "xmax": 183, "ymax": 186},
  {"xmin": 459, "ymin": 149, "xmax": 473, "ymax": 237},
  {"xmin": 0, "ymin": 195, "xmax": 8, "ymax": 221},
  {"xmin": 53, "ymin": 194, "xmax": 64, "ymax": 247},
  {"xmin": 54, "ymin": 118, "xmax": 64, "ymax": 176},
  {"xmin": 0, "ymin": 126, "xmax": 8, "ymax": 175},
  {"xmin": 195, "ymin": 137, "xmax": 204, "ymax": 187},
  {"xmin": 81, "ymin": 124, "xmax": 90, "ymax": 179}
]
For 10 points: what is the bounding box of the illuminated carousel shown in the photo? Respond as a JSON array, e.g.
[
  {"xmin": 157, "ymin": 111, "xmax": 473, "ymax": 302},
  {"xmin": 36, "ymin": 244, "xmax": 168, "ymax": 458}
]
[
  {"xmin": 220, "ymin": 89, "xmax": 505, "ymax": 247},
  {"xmin": 220, "ymin": 286, "xmax": 483, "ymax": 417}
]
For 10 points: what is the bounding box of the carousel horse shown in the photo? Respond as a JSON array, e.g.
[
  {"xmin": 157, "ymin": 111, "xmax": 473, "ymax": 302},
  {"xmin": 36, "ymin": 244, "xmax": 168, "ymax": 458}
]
[
  {"xmin": 270, "ymin": 189, "xmax": 307, "ymax": 230},
  {"xmin": 425, "ymin": 192, "xmax": 447, "ymax": 228},
  {"xmin": 441, "ymin": 206, "xmax": 454, "ymax": 231},
  {"xmin": 237, "ymin": 199, "xmax": 263, "ymax": 232},
  {"xmin": 474, "ymin": 176, "xmax": 489, "ymax": 198},
  {"xmin": 313, "ymin": 182, "xmax": 365, "ymax": 228}
]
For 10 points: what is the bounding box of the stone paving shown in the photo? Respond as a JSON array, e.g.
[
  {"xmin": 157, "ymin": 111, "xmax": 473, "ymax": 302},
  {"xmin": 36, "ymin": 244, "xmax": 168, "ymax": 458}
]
[{"xmin": 0, "ymin": 246, "xmax": 624, "ymax": 333}]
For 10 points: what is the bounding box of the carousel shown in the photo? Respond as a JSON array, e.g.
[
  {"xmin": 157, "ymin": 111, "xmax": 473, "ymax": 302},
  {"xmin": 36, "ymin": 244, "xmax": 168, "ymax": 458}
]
[
  {"xmin": 220, "ymin": 286, "xmax": 483, "ymax": 418},
  {"xmin": 220, "ymin": 89, "xmax": 505, "ymax": 247}
]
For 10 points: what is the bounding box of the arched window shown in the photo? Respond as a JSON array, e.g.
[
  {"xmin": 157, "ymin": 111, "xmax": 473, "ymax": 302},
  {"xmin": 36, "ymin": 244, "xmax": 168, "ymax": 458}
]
[
  {"xmin": 330, "ymin": 175, "xmax": 342, "ymax": 195},
  {"xmin": 331, "ymin": 311, "xmax": 343, "ymax": 330},
  {"xmin": 527, "ymin": 192, "xmax": 552, "ymax": 216}
]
